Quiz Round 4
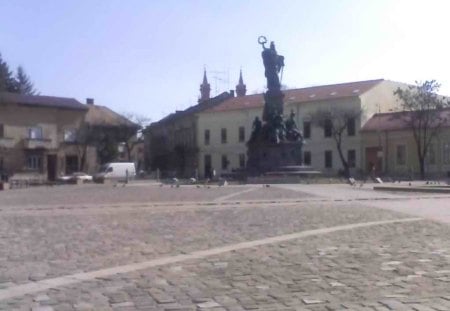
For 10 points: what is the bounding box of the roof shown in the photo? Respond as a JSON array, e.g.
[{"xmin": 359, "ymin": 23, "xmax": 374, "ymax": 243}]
[
  {"xmin": 151, "ymin": 92, "xmax": 233, "ymax": 127},
  {"xmin": 0, "ymin": 91, "xmax": 87, "ymax": 111},
  {"xmin": 361, "ymin": 108, "xmax": 450, "ymax": 132},
  {"xmin": 85, "ymin": 105, "xmax": 138, "ymax": 128},
  {"xmin": 204, "ymin": 79, "xmax": 384, "ymax": 113}
]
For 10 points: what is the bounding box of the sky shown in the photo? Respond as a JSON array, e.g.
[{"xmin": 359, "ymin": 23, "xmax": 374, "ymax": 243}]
[{"xmin": 1, "ymin": 0, "xmax": 450, "ymax": 122}]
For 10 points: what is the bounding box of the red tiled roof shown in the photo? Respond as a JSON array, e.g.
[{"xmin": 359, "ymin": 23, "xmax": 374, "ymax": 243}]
[
  {"xmin": 361, "ymin": 108, "xmax": 450, "ymax": 132},
  {"xmin": 203, "ymin": 79, "xmax": 384, "ymax": 113},
  {"xmin": 0, "ymin": 91, "xmax": 87, "ymax": 111}
]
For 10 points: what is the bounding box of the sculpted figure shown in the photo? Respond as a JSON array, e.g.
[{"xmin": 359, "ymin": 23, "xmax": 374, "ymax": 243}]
[
  {"xmin": 249, "ymin": 116, "xmax": 262, "ymax": 142},
  {"xmin": 285, "ymin": 110, "xmax": 303, "ymax": 142},
  {"xmin": 261, "ymin": 41, "xmax": 285, "ymax": 91}
]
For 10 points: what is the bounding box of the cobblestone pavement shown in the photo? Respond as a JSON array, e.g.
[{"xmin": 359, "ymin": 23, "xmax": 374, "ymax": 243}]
[{"xmin": 0, "ymin": 183, "xmax": 449, "ymax": 310}]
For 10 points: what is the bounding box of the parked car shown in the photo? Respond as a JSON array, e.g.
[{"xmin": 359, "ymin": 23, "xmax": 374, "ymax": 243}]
[
  {"xmin": 94, "ymin": 162, "xmax": 136, "ymax": 183},
  {"xmin": 58, "ymin": 172, "xmax": 93, "ymax": 183}
]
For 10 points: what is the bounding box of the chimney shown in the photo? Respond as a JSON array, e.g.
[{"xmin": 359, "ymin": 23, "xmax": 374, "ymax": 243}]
[
  {"xmin": 229, "ymin": 90, "xmax": 235, "ymax": 97},
  {"xmin": 86, "ymin": 98, "xmax": 94, "ymax": 105}
]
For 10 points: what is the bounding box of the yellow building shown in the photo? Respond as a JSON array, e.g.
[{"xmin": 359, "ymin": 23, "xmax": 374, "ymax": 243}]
[
  {"xmin": 145, "ymin": 71, "xmax": 412, "ymax": 179},
  {"xmin": 196, "ymin": 79, "xmax": 407, "ymax": 178}
]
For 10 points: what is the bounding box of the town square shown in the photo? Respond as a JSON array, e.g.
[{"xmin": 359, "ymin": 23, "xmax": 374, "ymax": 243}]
[{"xmin": 2, "ymin": 1, "xmax": 450, "ymax": 310}]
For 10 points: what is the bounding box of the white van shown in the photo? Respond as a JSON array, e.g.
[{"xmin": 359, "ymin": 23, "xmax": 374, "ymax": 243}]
[{"xmin": 94, "ymin": 162, "xmax": 136, "ymax": 183}]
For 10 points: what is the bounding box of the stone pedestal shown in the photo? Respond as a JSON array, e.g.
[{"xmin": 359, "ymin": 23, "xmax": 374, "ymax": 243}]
[{"xmin": 247, "ymin": 141, "xmax": 303, "ymax": 175}]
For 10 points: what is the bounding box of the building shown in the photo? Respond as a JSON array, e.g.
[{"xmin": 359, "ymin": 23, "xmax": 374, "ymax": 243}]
[
  {"xmin": 361, "ymin": 109, "xmax": 450, "ymax": 178},
  {"xmin": 145, "ymin": 70, "xmax": 413, "ymax": 179},
  {"xmin": 196, "ymin": 79, "xmax": 407, "ymax": 178},
  {"xmin": 144, "ymin": 69, "xmax": 233, "ymax": 178},
  {"xmin": 0, "ymin": 93, "xmax": 139, "ymax": 182},
  {"xmin": 0, "ymin": 92, "xmax": 92, "ymax": 181}
]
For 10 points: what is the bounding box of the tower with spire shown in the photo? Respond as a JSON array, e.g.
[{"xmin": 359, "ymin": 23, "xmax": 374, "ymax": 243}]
[
  {"xmin": 235, "ymin": 69, "xmax": 247, "ymax": 97},
  {"xmin": 199, "ymin": 69, "xmax": 211, "ymax": 103}
]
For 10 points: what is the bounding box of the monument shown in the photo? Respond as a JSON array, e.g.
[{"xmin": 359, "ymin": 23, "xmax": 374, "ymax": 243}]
[{"xmin": 246, "ymin": 36, "xmax": 312, "ymax": 177}]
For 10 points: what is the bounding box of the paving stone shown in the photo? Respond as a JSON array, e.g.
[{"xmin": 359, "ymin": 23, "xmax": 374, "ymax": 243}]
[
  {"xmin": 31, "ymin": 307, "xmax": 54, "ymax": 311},
  {"xmin": 197, "ymin": 301, "xmax": 222, "ymax": 308},
  {"xmin": 0, "ymin": 185, "xmax": 449, "ymax": 309}
]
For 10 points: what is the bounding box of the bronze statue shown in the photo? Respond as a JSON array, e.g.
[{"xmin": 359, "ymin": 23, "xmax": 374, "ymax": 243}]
[
  {"xmin": 285, "ymin": 110, "xmax": 303, "ymax": 142},
  {"xmin": 246, "ymin": 36, "xmax": 306, "ymax": 173},
  {"xmin": 260, "ymin": 39, "xmax": 285, "ymax": 91}
]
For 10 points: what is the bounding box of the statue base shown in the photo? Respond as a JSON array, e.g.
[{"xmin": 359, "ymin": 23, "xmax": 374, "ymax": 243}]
[{"xmin": 247, "ymin": 141, "xmax": 304, "ymax": 175}]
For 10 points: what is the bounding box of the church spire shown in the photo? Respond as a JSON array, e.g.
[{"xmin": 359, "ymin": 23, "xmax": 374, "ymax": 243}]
[
  {"xmin": 235, "ymin": 69, "xmax": 247, "ymax": 97},
  {"xmin": 199, "ymin": 68, "xmax": 211, "ymax": 103}
]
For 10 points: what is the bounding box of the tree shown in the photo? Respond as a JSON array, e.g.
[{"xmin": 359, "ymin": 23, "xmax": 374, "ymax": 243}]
[
  {"xmin": 96, "ymin": 130, "xmax": 119, "ymax": 165},
  {"xmin": 15, "ymin": 66, "xmax": 37, "ymax": 95},
  {"xmin": 0, "ymin": 53, "xmax": 17, "ymax": 92},
  {"xmin": 74, "ymin": 124, "xmax": 97, "ymax": 171},
  {"xmin": 1, "ymin": 53, "xmax": 38, "ymax": 94},
  {"xmin": 311, "ymin": 107, "xmax": 362, "ymax": 178},
  {"xmin": 120, "ymin": 113, "xmax": 151, "ymax": 162},
  {"xmin": 394, "ymin": 80, "xmax": 449, "ymax": 179}
]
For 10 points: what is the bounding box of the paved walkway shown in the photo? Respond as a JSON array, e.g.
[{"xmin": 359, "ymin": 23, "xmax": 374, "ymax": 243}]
[{"xmin": 0, "ymin": 183, "xmax": 449, "ymax": 310}]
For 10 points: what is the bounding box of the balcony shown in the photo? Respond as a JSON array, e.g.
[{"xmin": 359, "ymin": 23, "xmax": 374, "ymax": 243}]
[
  {"xmin": 0, "ymin": 137, "xmax": 15, "ymax": 148},
  {"xmin": 23, "ymin": 138, "xmax": 53, "ymax": 149}
]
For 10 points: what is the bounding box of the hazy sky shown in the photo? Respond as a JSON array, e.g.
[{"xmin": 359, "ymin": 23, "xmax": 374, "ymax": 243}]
[{"xmin": 1, "ymin": 0, "xmax": 449, "ymax": 121}]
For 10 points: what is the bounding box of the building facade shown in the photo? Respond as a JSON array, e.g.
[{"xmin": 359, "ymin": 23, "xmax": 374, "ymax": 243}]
[
  {"xmin": 0, "ymin": 93, "xmax": 138, "ymax": 182},
  {"xmin": 361, "ymin": 109, "xmax": 450, "ymax": 178},
  {"xmin": 196, "ymin": 79, "xmax": 406, "ymax": 178},
  {"xmin": 0, "ymin": 92, "xmax": 93, "ymax": 181},
  {"xmin": 144, "ymin": 70, "xmax": 233, "ymax": 178},
  {"xmin": 145, "ymin": 72, "xmax": 414, "ymax": 179}
]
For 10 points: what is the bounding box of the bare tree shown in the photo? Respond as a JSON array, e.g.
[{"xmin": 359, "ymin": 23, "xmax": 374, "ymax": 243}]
[
  {"xmin": 74, "ymin": 124, "xmax": 97, "ymax": 171},
  {"xmin": 394, "ymin": 80, "xmax": 449, "ymax": 179},
  {"xmin": 120, "ymin": 113, "xmax": 151, "ymax": 162},
  {"xmin": 311, "ymin": 107, "xmax": 362, "ymax": 178}
]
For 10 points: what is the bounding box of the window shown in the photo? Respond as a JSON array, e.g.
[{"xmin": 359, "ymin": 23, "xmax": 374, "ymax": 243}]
[
  {"xmin": 0, "ymin": 124, "xmax": 4, "ymax": 138},
  {"xmin": 324, "ymin": 119, "xmax": 332, "ymax": 137},
  {"xmin": 221, "ymin": 155, "xmax": 229, "ymax": 170},
  {"xmin": 427, "ymin": 144, "xmax": 436, "ymax": 165},
  {"xmin": 396, "ymin": 145, "xmax": 406, "ymax": 166},
  {"xmin": 239, "ymin": 153, "xmax": 246, "ymax": 168},
  {"xmin": 347, "ymin": 118, "xmax": 356, "ymax": 136},
  {"xmin": 239, "ymin": 126, "xmax": 245, "ymax": 142},
  {"xmin": 64, "ymin": 129, "xmax": 77, "ymax": 142},
  {"xmin": 221, "ymin": 128, "xmax": 227, "ymax": 144},
  {"xmin": 303, "ymin": 151, "xmax": 311, "ymax": 165},
  {"xmin": 325, "ymin": 150, "xmax": 333, "ymax": 168},
  {"xmin": 347, "ymin": 149, "xmax": 356, "ymax": 168},
  {"xmin": 204, "ymin": 129, "xmax": 210, "ymax": 145},
  {"xmin": 28, "ymin": 126, "xmax": 43, "ymax": 139},
  {"xmin": 27, "ymin": 155, "xmax": 42, "ymax": 170},
  {"xmin": 443, "ymin": 143, "xmax": 450, "ymax": 164},
  {"xmin": 303, "ymin": 121, "xmax": 311, "ymax": 139}
]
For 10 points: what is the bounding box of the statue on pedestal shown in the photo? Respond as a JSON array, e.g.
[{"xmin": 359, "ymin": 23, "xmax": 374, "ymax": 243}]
[{"xmin": 246, "ymin": 36, "xmax": 305, "ymax": 174}]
